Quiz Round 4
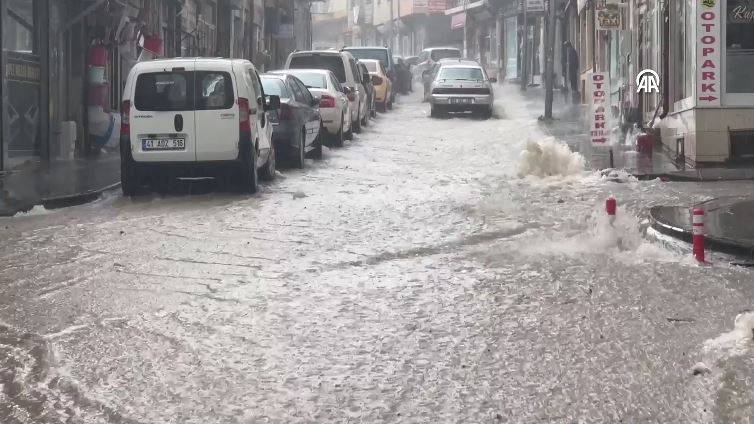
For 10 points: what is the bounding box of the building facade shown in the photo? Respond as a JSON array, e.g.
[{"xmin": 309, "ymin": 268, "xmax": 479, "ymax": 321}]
[{"xmin": 0, "ymin": 0, "xmax": 308, "ymax": 177}]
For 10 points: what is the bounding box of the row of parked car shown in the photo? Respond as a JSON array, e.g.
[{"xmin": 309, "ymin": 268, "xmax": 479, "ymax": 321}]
[{"xmin": 118, "ymin": 47, "xmax": 402, "ymax": 196}]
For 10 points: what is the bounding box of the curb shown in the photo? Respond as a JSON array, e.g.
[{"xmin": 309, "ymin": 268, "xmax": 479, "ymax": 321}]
[
  {"xmin": 649, "ymin": 205, "xmax": 754, "ymax": 258},
  {"xmin": 0, "ymin": 182, "xmax": 120, "ymax": 217},
  {"xmin": 636, "ymin": 173, "xmax": 754, "ymax": 182}
]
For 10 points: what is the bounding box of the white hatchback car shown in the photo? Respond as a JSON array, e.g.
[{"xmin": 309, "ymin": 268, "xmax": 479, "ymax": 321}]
[
  {"xmin": 273, "ymin": 69, "xmax": 352, "ymax": 147},
  {"xmin": 120, "ymin": 58, "xmax": 280, "ymax": 195}
]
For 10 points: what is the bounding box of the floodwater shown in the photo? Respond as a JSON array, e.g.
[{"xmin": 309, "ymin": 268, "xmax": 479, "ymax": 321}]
[{"xmin": 2, "ymin": 86, "xmax": 754, "ymax": 423}]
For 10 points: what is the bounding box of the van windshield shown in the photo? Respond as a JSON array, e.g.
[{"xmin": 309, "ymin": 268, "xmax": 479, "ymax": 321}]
[
  {"xmin": 134, "ymin": 71, "xmax": 234, "ymax": 111},
  {"xmin": 289, "ymin": 55, "xmax": 346, "ymax": 83},
  {"xmin": 345, "ymin": 49, "xmax": 389, "ymax": 70}
]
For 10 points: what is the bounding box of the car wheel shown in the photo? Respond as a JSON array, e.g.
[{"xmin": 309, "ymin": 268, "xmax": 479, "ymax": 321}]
[
  {"xmin": 311, "ymin": 122, "xmax": 323, "ymax": 159},
  {"xmin": 240, "ymin": 140, "xmax": 258, "ymax": 194},
  {"xmin": 332, "ymin": 113, "xmax": 345, "ymax": 147},
  {"xmin": 377, "ymin": 101, "xmax": 386, "ymax": 113},
  {"xmin": 361, "ymin": 109, "xmax": 369, "ymax": 127},
  {"xmin": 120, "ymin": 144, "xmax": 138, "ymax": 196},
  {"xmin": 293, "ymin": 128, "xmax": 306, "ymax": 169},
  {"xmin": 260, "ymin": 142, "xmax": 276, "ymax": 181},
  {"xmin": 430, "ymin": 105, "xmax": 439, "ymax": 118},
  {"xmin": 387, "ymin": 100, "xmax": 393, "ymax": 110}
]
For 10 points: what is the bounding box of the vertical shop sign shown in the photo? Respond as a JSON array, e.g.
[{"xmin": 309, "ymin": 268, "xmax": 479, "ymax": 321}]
[
  {"xmin": 697, "ymin": 0, "xmax": 721, "ymax": 106},
  {"xmin": 589, "ymin": 72, "xmax": 611, "ymax": 145}
]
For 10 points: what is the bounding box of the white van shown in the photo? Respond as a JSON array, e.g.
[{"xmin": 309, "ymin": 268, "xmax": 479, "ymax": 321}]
[
  {"xmin": 120, "ymin": 58, "xmax": 280, "ymax": 195},
  {"xmin": 284, "ymin": 50, "xmax": 368, "ymax": 134}
]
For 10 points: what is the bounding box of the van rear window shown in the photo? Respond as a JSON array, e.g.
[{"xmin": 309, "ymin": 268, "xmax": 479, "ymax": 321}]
[
  {"xmin": 288, "ymin": 55, "xmax": 346, "ymax": 83},
  {"xmin": 134, "ymin": 71, "xmax": 234, "ymax": 111},
  {"xmin": 135, "ymin": 72, "xmax": 190, "ymax": 111}
]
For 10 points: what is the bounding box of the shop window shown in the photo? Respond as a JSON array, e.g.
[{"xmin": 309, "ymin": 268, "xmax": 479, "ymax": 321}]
[
  {"xmin": 727, "ymin": 0, "xmax": 754, "ymax": 93},
  {"xmin": 730, "ymin": 131, "xmax": 754, "ymax": 162},
  {"xmin": 4, "ymin": 0, "xmax": 36, "ymax": 53},
  {"xmin": 673, "ymin": 0, "xmax": 693, "ymax": 101}
]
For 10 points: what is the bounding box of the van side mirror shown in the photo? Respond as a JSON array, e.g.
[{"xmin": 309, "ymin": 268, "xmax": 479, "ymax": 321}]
[
  {"xmin": 489, "ymin": 77, "xmax": 497, "ymax": 83},
  {"xmin": 266, "ymin": 95, "xmax": 281, "ymax": 110}
]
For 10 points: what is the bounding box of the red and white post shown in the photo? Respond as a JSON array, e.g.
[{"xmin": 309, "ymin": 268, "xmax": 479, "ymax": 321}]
[
  {"xmin": 692, "ymin": 207, "xmax": 705, "ymax": 263},
  {"xmin": 606, "ymin": 197, "xmax": 617, "ymax": 225}
]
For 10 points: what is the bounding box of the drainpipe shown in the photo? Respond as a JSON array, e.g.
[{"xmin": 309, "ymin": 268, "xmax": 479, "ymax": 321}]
[{"xmin": 660, "ymin": 0, "xmax": 669, "ymax": 119}]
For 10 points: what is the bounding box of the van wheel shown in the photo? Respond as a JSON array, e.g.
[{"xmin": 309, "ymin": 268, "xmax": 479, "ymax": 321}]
[
  {"xmin": 293, "ymin": 128, "xmax": 306, "ymax": 169},
  {"xmin": 260, "ymin": 142, "xmax": 276, "ymax": 181},
  {"xmin": 121, "ymin": 145, "xmax": 138, "ymax": 196},
  {"xmin": 361, "ymin": 109, "xmax": 369, "ymax": 127},
  {"xmin": 240, "ymin": 141, "xmax": 258, "ymax": 194},
  {"xmin": 345, "ymin": 118, "xmax": 353, "ymax": 141},
  {"xmin": 331, "ymin": 113, "xmax": 345, "ymax": 147},
  {"xmin": 353, "ymin": 104, "xmax": 362, "ymax": 133}
]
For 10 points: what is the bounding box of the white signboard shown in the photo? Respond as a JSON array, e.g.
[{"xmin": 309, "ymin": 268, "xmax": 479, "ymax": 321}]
[
  {"xmin": 526, "ymin": 0, "xmax": 544, "ymax": 12},
  {"xmin": 589, "ymin": 72, "xmax": 611, "ymax": 146},
  {"xmin": 696, "ymin": 0, "xmax": 721, "ymax": 106}
]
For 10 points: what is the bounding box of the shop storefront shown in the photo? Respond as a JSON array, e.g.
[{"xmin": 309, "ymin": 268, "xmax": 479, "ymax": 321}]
[
  {"xmin": 657, "ymin": 0, "xmax": 754, "ymax": 164},
  {"xmin": 2, "ymin": 0, "xmax": 47, "ymax": 171}
]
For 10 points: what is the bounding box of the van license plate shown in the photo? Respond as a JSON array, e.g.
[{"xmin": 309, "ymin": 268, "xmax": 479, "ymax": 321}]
[
  {"xmin": 142, "ymin": 138, "xmax": 185, "ymax": 151},
  {"xmin": 450, "ymin": 98, "xmax": 473, "ymax": 104}
]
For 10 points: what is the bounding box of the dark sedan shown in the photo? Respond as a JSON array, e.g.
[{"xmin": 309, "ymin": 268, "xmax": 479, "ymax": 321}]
[{"xmin": 261, "ymin": 73, "xmax": 323, "ymax": 168}]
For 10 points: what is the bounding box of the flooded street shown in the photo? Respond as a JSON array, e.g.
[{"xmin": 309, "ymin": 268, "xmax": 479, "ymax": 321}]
[{"xmin": 2, "ymin": 87, "xmax": 754, "ymax": 423}]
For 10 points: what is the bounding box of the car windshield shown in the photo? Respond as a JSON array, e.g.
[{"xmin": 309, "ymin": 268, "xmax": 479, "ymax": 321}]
[
  {"xmin": 362, "ymin": 61, "xmax": 378, "ymax": 72},
  {"xmin": 289, "ymin": 55, "xmax": 347, "ymax": 83},
  {"xmin": 260, "ymin": 77, "xmax": 290, "ymax": 99},
  {"xmin": 287, "ymin": 72, "xmax": 327, "ymax": 89},
  {"xmin": 437, "ymin": 67, "xmax": 484, "ymax": 81},
  {"xmin": 431, "ymin": 49, "xmax": 462, "ymax": 61},
  {"xmin": 345, "ymin": 49, "xmax": 389, "ymax": 69}
]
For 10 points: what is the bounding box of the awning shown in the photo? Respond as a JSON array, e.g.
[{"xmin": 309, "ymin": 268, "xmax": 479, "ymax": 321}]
[{"xmin": 451, "ymin": 12, "xmax": 466, "ymax": 29}]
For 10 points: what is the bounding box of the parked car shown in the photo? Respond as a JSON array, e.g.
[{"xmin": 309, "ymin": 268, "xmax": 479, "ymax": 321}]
[
  {"xmin": 360, "ymin": 59, "xmax": 392, "ymax": 112},
  {"xmin": 357, "ymin": 61, "xmax": 376, "ymax": 119},
  {"xmin": 414, "ymin": 47, "xmax": 462, "ymax": 83},
  {"xmin": 260, "ymin": 73, "xmax": 323, "ymax": 168},
  {"xmin": 120, "ymin": 58, "xmax": 280, "ymax": 195},
  {"xmin": 273, "ymin": 69, "xmax": 352, "ymax": 147},
  {"xmin": 342, "ymin": 46, "xmax": 396, "ymax": 104},
  {"xmin": 284, "ymin": 50, "xmax": 368, "ymax": 134},
  {"xmin": 428, "ymin": 60, "xmax": 496, "ymax": 119},
  {"xmin": 393, "ymin": 56, "xmax": 412, "ymax": 94}
]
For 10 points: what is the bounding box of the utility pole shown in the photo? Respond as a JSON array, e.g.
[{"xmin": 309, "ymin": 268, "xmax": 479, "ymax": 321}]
[
  {"xmin": 544, "ymin": 0, "xmax": 556, "ymax": 119},
  {"xmin": 389, "ymin": 0, "xmax": 394, "ymax": 50},
  {"xmin": 521, "ymin": 0, "xmax": 528, "ymax": 91}
]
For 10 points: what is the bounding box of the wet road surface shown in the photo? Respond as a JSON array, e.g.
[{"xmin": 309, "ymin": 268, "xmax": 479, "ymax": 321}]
[{"xmin": 2, "ymin": 87, "xmax": 754, "ymax": 423}]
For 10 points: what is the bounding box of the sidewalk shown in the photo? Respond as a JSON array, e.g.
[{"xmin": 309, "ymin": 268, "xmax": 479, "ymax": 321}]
[
  {"xmin": 0, "ymin": 153, "xmax": 121, "ymax": 216},
  {"xmin": 508, "ymin": 83, "xmax": 754, "ymax": 180},
  {"xmin": 650, "ymin": 198, "xmax": 754, "ymax": 258}
]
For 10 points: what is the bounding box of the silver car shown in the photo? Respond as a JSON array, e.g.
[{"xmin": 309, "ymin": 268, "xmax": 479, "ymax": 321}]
[{"xmin": 429, "ymin": 60, "xmax": 496, "ymax": 119}]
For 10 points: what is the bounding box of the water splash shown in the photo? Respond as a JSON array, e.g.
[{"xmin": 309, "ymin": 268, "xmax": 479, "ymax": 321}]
[{"xmin": 517, "ymin": 137, "xmax": 585, "ymax": 179}]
